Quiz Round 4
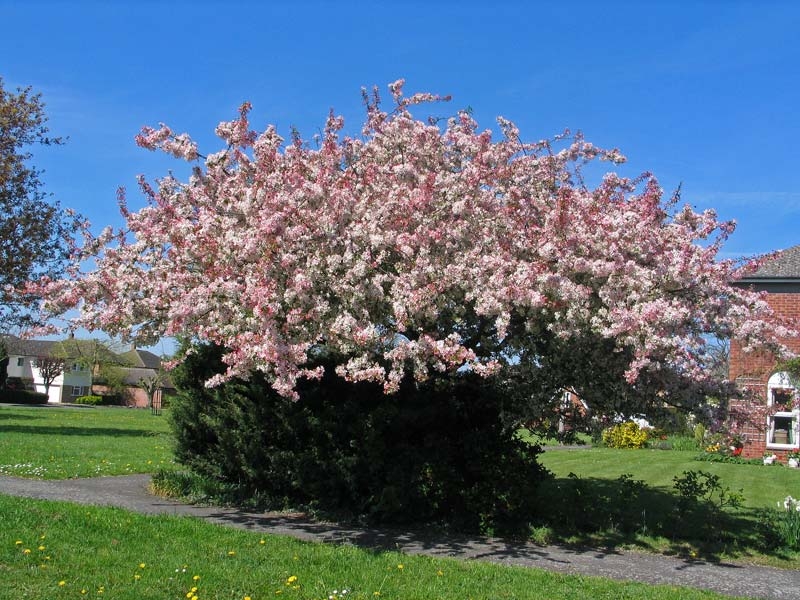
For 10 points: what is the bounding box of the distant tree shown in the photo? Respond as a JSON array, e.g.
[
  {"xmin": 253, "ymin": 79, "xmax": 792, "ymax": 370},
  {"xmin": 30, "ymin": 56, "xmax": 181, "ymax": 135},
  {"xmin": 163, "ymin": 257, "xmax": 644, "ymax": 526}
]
[
  {"xmin": 138, "ymin": 369, "xmax": 166, "ymax": 408},
  {"xmin": 0, "ymin": 77, "xmax": 81, "ymax": 330},
  {"xmin": 33, "ymin": 355, "xmax": 65, "ymax": 395}
]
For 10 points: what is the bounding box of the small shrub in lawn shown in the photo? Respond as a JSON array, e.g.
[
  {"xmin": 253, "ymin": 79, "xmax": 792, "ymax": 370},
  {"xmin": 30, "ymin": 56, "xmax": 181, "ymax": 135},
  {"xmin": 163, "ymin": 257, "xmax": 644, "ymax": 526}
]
[
  {"xmin": 672, "ymin": 470, "xmax": 744, "ymax": 541},
  {"xmin": 602, "ymin": 421, "xmax": 649, "ymax": 449}
]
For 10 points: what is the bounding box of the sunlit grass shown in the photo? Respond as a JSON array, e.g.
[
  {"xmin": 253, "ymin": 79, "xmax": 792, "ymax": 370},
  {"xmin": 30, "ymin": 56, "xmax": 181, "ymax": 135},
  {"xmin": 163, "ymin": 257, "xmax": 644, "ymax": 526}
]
[
  {"xmin": 0, "ymin": 494, "xmax": 741, "ymax": 600},
  {"xmin": 0, "ymin": 406, "xmax": 175, "ymax": 478}
]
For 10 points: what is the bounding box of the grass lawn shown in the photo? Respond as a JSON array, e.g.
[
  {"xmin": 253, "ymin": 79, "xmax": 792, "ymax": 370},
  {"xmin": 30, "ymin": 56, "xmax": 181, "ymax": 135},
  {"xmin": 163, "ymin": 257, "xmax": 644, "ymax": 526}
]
[
  {"xmin": 1, "ymin": 405, "xmax": 797, "ymax": 570},
  {"xmin": 0, "ymin": 406, "xmax": 174, "ymax": 478},
  {"xmin": 0, "ymin": 494, "xmax": 743, "ymax": 600},
  {"xmin": 536, "ymin": 447, "xmax": 800, "ymax": 567},
  {"xmin": 538, "ymin": 447, "xmax": 800, "ymax": 510}
]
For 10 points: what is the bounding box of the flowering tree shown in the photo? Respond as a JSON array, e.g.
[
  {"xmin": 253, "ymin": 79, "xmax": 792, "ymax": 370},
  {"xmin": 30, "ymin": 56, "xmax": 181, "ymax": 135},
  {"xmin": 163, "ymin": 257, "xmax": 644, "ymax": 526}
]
[{"xmin": 28, "ymin": 81, "xmax": 792, "ymax": 406}]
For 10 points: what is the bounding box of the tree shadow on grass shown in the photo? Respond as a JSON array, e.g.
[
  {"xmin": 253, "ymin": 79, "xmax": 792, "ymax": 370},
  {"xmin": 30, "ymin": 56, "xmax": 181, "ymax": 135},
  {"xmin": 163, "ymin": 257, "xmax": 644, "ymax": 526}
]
[
  {"xmin": 0, "ymin": 411, "xmax": 43, "ymax": 421},
  {"xmin": 533, "ymin": 474, "xmax": 779, "ymax": 563},
  {"xmin": 0, "ymin": 424, "xmax": 166, "ymax": 437}
]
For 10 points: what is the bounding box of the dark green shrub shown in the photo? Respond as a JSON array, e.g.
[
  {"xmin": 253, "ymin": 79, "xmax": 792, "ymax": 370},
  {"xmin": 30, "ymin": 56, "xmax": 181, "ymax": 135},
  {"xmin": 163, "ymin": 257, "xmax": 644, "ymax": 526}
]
[
  {"xmin": 0, "ymin": 389, "xmax": 48, "ymax": 404},
  {"xmin": 169, "ymin": 344, "xmax": 549, "ymax": 534}
]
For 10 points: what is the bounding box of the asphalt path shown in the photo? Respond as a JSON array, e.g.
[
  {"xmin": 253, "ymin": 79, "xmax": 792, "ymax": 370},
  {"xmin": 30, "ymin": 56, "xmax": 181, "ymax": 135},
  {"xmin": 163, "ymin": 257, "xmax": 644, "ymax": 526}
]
[{"xmin": 1, "ymin": 474, "xmax": 799, "ymax": 599}]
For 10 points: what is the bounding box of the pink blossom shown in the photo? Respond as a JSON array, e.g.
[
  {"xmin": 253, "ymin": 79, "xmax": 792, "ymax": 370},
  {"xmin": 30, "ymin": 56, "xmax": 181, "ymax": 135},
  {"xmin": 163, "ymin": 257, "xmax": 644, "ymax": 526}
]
[{"xmin": 26, "ymin": 81, "xmax": 796, "ymax": 398}]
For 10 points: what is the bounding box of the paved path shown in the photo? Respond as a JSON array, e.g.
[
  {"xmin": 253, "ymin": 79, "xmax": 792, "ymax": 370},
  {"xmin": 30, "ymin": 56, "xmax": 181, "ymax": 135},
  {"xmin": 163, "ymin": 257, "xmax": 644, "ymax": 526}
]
[{"xmin": 1, "ymin": 474, "xmax": 798, "ymax": 599}]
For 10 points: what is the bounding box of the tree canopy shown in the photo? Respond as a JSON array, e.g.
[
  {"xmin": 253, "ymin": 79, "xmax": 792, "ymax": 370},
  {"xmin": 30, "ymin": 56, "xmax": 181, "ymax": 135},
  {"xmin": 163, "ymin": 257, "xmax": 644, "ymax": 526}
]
[
  {"xmin": 29, "ymin": 81, "xmax": 793, "ymax": 409},
  {"xmin": 1, "ymin": 77, "xmax": 81, "ymax": 332}
]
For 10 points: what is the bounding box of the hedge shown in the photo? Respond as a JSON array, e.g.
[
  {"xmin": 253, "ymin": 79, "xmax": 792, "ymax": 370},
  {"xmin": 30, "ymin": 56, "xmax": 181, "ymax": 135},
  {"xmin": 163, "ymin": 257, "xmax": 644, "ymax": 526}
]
[{"xmin": 0, "ymin": 389, "xmax": 49, "ymax": 404}]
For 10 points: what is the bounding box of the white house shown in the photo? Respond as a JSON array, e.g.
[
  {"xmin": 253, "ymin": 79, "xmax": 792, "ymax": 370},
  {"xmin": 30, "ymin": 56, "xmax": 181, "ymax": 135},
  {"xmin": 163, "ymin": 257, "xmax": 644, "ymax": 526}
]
[{"xmin": 4, "ymin": 336, "xmax": 97, "ymax": 403}]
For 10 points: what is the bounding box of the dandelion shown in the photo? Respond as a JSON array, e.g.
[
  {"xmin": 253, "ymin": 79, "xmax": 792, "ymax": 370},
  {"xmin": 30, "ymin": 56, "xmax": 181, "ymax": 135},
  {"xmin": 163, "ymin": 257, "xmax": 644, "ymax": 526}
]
[
  {"xmin": 15, "ymin": 540, "xmax": 22, "ymax": 546},
  {"xmin": 23, "ymin": 548, "xmax": 31, "ymax": 555},
  {"xmin": 228, "ymin": 550, "xmax": 236, "ymax": 556},
  {"xmin": 437, "ymin": 570, "xmax": 443, "ymax": 576},
  {"xmin": 38, "ymin": 545, "xmax": 46, "ymax": 551},
  {"xmin": 193, "ymin": 575, "xmax": 201, "ymax": 581},
  {"xmin": 134, "ymin": 574, "xmax": 142, "ymax": 581},
  {"xmin": 397, "ymin": 564, "xmax": 404, "ymax": 570},
  {"xmin": 58, "ymin": 580, "xmax": 66, "ymax": 587},
  {"xmin": 259, "ymin": 539, "xmax": 266, "ymax": 545},
  {"xmin": 139, "ymin": 562, "xmax": 146, "ymax": 569}
]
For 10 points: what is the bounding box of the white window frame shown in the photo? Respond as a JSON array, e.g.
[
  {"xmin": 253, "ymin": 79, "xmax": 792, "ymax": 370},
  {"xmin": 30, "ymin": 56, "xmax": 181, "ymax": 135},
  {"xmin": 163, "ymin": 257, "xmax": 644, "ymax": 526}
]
[
  {"xmin": 71, "ymin": 386, "xmax": 83, "ymax": 396},
  {"xmin": 766, "ymin": 372, "xmax": 800, "ymax": 450},
  {"xmin": 16, "ymin": 357, "xmax": 24, "ymax": 367}
]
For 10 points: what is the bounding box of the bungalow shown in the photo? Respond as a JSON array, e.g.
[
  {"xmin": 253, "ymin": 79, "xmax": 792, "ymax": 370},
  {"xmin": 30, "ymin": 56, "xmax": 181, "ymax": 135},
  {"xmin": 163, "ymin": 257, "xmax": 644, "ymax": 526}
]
[{"xmin": 729, "ymin": 245, "xmax": 800, "ymax": 460}]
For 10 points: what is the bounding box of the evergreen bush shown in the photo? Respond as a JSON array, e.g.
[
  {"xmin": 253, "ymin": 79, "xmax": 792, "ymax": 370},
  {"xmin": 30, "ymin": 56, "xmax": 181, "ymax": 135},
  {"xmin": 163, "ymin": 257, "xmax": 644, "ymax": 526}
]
[{"xmin": 169, "ymin": 344, "xmax": 549, "ymax": 534}]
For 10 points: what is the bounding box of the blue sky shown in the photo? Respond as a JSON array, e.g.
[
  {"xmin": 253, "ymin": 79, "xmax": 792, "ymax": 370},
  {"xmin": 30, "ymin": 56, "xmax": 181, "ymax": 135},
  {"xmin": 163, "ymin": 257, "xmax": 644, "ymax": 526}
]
[{"xmin": 3, "ymin": 0, "xmax": 800, "ymax": 351}]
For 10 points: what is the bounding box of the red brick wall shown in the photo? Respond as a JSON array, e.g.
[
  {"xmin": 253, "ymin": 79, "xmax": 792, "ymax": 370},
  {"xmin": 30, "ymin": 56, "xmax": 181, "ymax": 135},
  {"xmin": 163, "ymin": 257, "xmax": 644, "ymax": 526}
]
[{"xmin": 729, "ymin": 291, "xmax": 800, "ymax": 459}]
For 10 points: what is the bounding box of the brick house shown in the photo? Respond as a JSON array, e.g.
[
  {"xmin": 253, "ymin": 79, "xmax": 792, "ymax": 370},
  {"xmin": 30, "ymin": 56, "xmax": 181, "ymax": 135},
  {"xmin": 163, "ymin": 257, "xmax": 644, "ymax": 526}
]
[{"xmin": 729, "ymin": 245, "xmax": 800, "ymax": 460}]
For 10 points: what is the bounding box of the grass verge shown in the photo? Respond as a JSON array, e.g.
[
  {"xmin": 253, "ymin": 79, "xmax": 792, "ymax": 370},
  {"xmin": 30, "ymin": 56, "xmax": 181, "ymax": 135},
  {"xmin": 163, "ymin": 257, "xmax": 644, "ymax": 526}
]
[{"xmin": 0, "ymin": 494, "xmax": 743, "ymax": 600}]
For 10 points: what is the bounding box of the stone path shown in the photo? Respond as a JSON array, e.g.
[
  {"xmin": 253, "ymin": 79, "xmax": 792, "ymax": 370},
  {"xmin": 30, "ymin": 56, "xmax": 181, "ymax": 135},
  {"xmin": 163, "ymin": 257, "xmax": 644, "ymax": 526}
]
[{"xmin": 1, "ymin": 474, "xmax": 798, "ymax": 599}]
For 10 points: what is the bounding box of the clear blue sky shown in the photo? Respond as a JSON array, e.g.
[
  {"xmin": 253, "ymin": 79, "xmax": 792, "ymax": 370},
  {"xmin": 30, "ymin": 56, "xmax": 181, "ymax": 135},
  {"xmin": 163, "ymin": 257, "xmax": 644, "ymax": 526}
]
[{"xmin": 3, "ymin": 0, "xmax": 800, "ymax": 350}]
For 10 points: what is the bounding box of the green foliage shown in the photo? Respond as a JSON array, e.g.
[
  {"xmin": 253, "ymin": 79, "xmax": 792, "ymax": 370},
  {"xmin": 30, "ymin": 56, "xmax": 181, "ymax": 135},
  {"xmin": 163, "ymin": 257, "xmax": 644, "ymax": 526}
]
[
  {"xmin": 74, "ymin": 395, "xmax": 103, "ymax": 405},
  {"xmin": 74, "ymin": 394, "xmax": 122, "ymax": 406},
  {"xmin": 759, "ymin": 497, "xmax": 800, "ymax": 551},
  {"xmin": 602, "ymin": 421, "xmax": 649, "ymax": 448},
  {"xmin": 693, "ymin": 423, "xmax": 706, "ymax": 447},
  {"xmin": 169, "ymin": 344, "xmax": 549, "ymax": 534},
  {"xmin": 0, "ymin": 389, "xmax": 47, "ymax": 404},
  {"xmin": 672, "ymin": 468, "xmax": 744, "ymax": 540}
]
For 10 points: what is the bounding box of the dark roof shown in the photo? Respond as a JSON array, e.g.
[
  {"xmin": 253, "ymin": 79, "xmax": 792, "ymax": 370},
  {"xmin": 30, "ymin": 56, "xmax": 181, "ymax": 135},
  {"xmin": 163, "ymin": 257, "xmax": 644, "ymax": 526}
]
[
  {"xmin": 3, "ymin": 336, "xmax": 57, "ymax": 357},
  {"xmin": 119, "ymin": 348, "xmax": 163, "ymax": 370},
  {"xmin": 740, "ymin": 245, "xmax": 800, "ymax": 280}
]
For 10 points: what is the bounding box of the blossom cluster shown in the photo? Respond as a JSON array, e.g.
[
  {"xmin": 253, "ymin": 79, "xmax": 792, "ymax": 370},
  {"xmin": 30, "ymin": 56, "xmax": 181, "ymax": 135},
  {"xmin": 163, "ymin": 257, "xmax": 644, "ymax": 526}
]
[{"xmin": 27, "ymin": 80, "xmax": 794, "ymax": 398}]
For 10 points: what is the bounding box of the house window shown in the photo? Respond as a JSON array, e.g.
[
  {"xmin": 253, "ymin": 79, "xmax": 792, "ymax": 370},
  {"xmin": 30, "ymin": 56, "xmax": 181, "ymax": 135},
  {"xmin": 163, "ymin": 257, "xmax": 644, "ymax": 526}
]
[
  {"xmin": 71, "ymin": 362, "xmax": 84, "ymax": 372},
  {"xmin": 71, "ymin": 386, "xmax": 83, "ymax": 396},
  {"xmin": 766, "ymin": 371, "xmax": 800, "ymax": 449},
  {"xmin": 17, "ymin": 357, "xmax": 24, "ymax": 367}
]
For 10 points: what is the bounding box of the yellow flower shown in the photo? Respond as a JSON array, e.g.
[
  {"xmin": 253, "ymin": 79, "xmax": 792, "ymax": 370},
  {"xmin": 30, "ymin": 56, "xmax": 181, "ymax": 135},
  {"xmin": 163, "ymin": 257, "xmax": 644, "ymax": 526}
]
[
  {"xmin": 437, "ymin": 570, "xmax": 443, "ymax": 576},
  {"xmin": 193, "ymin": 575, "xmax": 201, "ymax": 581},
  {"xmin": 58, "ymin": 581, "xmax": 66, "ymax": 587},
  {"xmin": 397, "ymin": 564, "xmax": 404, "ymax": 570},
  {"xmin": 38, "ymin": 545, "xmax": 46, "ymax": 551},
  {"xmin": 244, "ymin": 597, "xmax": 252, "ymax": 600},
  {"xmin": 259, "ymin": 539, "xmax": 266, "ymax": 545},
  {"xmin": 286, "ymin": 575, "xmax": 298, "ymax": 584},
  {"xmin": 23, "ymin": 548, "xmax": 31, "ymax": 555},
  {"xmin": 15, "ymin": 540, "xmax": 23, "ymax": 545},
  {"xmin": 139, "ymin": 562, "xmax": 146, "ymax": 569},
  {"xmin": 228, "ymin": 550, "xmax": 236, "ymax": 556},
  {"xmin": 134, "ymin": 574, "xmax": 141, "ymax": 581}
]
